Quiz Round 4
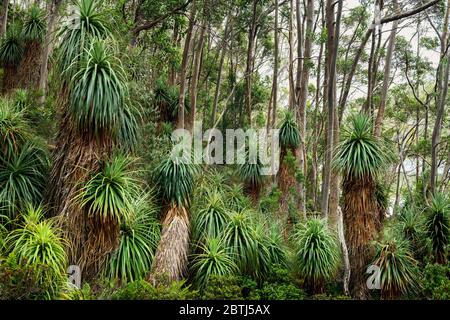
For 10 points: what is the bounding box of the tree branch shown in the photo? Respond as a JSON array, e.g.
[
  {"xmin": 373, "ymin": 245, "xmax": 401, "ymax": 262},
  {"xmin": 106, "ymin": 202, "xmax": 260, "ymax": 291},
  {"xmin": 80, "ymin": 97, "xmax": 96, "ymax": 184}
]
[{"xmin": 131, "ymin": 0, "xmax": 193, "ymax": 35}]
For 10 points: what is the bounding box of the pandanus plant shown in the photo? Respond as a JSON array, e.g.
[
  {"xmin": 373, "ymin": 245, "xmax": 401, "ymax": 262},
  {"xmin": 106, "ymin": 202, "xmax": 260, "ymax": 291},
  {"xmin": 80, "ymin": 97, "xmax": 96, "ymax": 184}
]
[
  {"xmin": 333, "ymin": 114, "xmax": 393, "ymax": 299},
  {"xmin": 0, "ymin": 23, "xmax": 24, "ymax": 93},
  {"xmin": 425, "ymin": 193, "xmax": 449, "ymax": 265},
  {"xmin": 0, "ymin": 99, "xmax": 48, "ymax": 217},
  {"xmin": 149, "ymin": 155, "xmax": 196, "ymax": 285},
  {"xmin": 47, "ymin": 0, "xmax": 138, "ymax": 277},
  {"xmin": 292, "ymin": 218, "xmax": 340, "ymax": 294},
  {"xmin": 238, "ymin": 147, "xmax": 266, "ymax": 203},
  {"xmin": 18, "ymin": 5, "xmax": 46, "ymax": 90},
  {"xmin": 372, "ymin": 232, "xmax": 421, "ymax": 299},
  {"xmin": 278, "ymin": 112, "xmax": 300, "ymax": 219}
]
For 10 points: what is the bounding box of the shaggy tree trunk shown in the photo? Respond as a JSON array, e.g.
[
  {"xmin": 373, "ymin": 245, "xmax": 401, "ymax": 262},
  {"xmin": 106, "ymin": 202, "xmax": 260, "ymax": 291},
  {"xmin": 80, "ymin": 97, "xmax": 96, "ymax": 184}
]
[
  {"xmin": 343, "ymin": 176, "xmax": 378, "ymax": 299},
  {"xmin": 17, "ymin": 41, "xmax": 43, "ymax": 90},
  {"xmin": 149, "ymin": 205, "xmax": 190, "ymax": 285},
  {"xmin": 47, "ymin": 112, "xmax": 117, "ymax": 278}
]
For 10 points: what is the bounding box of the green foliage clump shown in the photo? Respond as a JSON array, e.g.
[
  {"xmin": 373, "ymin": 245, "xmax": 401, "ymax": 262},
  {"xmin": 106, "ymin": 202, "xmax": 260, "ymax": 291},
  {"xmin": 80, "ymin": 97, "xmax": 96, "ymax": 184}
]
[
  {"xmin": 190, "ymin": 237, "xmax": 237, "ymax": 290},
  {"xmin": 255, "ymin": 265, "xmax": 305, "ymax": 300},
  {"xmin": 4, "ymin": 206, "xmax": 67, "ymax": 298},
  {"xmin": 105, "ymin": 194, "xmax": 161, "ymax": 283},
  {"xmin": 424, "ymin": 193, "xmax": 449, "ymax": 264},
  {"xmin": 292, "ymin": 218, "xmax": 340, "ymax": 292},
  {"xmin": 22, "ymin": 5, "xmax": 46, "ymax": 42},
  {"xmin": 0, "ymin": 253, "xmax": 62, "ymax": 300},
  {"xmin": 192, "ymin": 190, "xmax": 230, "ymax": 242},
  {"xmin": 372, "ymin": 232, "xmax": 422, "ymax": 299},
  {"xmin": 422, "ymin": 263, "xmax": 450, "ymax": 300},
  {"xmin": 109, "ymin": 280, "xmax": 197, "ymax": 300},
  {"xmin": 76, "ymin": 155, "xmax": 139, "ymax": 224},
  {"xmin": 0, "ymin": 144, "xmax": 48, "ymax": 217},
  {"xmin": 201, "ymin": 274, "xmax": 245, "ymax": 300},
  {"xmin": 279, "ymin": 112, "xmax": 300, "ymax": 149},
  {"xmin": 153, "ymin": 155, "xmax": 196, "ymax": 206},
  {"xmin": 333, "ymin": 114, "xmax": 393, "ymax": 179},
  {"xmin": 0, "ymin": 23, "xmax": 24, "ymax": 66}
]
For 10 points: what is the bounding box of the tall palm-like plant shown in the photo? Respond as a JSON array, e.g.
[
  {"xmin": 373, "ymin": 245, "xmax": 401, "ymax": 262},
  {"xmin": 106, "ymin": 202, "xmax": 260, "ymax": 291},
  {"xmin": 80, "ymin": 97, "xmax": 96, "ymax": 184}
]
[
  {"xmin": 149, "ymin": 155, "xmax": 196, "ymax": 285},
  {"xmin": 333, "ymin": 114, "xmax": 392, "ymax": 299},
  {"xmin": 278, "ymin": 112, "xmax": 300, "ymax": 220},
  {"xmin": 238, "ymin": 149, "xmax": 266, "ymax": 203},
  {"xmin": 71, "ymin": 154, "xmax": 140, "ymax": 276},
  {"xmin": 0, "ymin": 98, "xmax": 30, "ymax": 159},
  {"xmin": 47, "ymin": 1, "xmax": 138, "ymax": 277},
  {"xmin": 292, "ymin": 218, "xmax": 340, "ymax": 294},
  {"xmin": 0, "ymin": 23, "xmax": 24, "ymax": 93},
  {"xmin": 425, "ymin": 193, "xmax": 449, "ymax": 264},
  {"xmin": 17, "ymin": 5, "xmax": 46, "ymax": 90}
]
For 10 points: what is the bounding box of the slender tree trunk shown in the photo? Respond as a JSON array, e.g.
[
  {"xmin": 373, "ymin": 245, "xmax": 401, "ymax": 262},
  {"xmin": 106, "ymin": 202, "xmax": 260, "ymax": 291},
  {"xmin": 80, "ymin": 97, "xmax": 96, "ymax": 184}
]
[
  {"xmin": 374, "ymin": 1, "xmax": 399, "ymax": 138},
  {"xmin": 38, "ymin": 0, "xmax": 63, "ymax": 103},
  {"xmin": 288, "ymin": 0, "xmax": 295, "ymax": 111},
  {"xmin": 311, "ymin": 8, "xmax": 324, "ymax": 210},
  {"xmin": 296, "ymin": 0, "xmax": 313, "ymax": 213},
  {"xmin": 431, "ymin": 52, "xmax": 450, "ymax": 193},
  {"xmin": 244, "ymin": 0, "xmax": 258, "ymax": 127},
  {"xmin": 211, "ymin": 14, "xmax": 231, "ymax": 127},
  {"xmin": 431, "ymin": 0, "xmax": 450, "ymax": 194},
  {"xmin": 178, "ymin": 1, "xmax": 197, "ymax": 130},
  {"xmin": 188, "ymin": 6, "xmax": 207, "ymax": 132},
  {"xmin": 271, "ymin": 0, "xmax": 279, "ymax": 128},
  {"xmin": 321, "ymin": 0, "xmax": 341, "ymax": 217},
  {"xmin": 0, "ymin": 0, "xmax": 7, "ymax": 37}
]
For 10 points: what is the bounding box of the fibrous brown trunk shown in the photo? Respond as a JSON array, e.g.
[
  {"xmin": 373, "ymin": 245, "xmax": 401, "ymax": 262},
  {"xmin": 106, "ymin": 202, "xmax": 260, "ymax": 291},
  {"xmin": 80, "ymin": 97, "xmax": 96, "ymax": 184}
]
[
  {"xmin": 47, "ymin": 109, "xmax": 117, "ymax": 278},
  {"xmin": 343, "ymin": 176, "xmax": 378, "ymax": 299},
  {"xmin": 149, "ymin": 204, "xmax": 190, "ymax": 285}
]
